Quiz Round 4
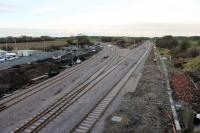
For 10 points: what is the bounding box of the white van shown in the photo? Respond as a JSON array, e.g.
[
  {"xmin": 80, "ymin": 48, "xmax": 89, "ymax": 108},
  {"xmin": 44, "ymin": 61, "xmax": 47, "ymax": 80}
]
[{"xmin": 6, "ymin": 53, "xmax": 18, "ymax": 61}]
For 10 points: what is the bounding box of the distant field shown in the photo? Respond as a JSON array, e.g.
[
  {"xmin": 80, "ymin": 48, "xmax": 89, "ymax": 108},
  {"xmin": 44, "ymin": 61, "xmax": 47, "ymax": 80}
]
[{"xmin": 0, "ymin": 39, "xmax": 67, "ymax": 50}]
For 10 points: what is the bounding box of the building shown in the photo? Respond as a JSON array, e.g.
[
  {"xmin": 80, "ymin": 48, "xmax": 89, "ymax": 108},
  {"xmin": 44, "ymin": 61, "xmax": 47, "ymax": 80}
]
[
  {"xmin": 16, "ymin": 50, "xmax": 40, "ymax": 57},
  {"xmin": 0, "ymin": 50, "xmax": 6, "ymax": 57}
]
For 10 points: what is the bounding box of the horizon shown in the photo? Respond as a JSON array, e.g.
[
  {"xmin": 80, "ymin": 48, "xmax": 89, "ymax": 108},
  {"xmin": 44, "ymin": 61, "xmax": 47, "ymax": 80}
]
[{"xmin": 0, "ymin": 0, "xmax": 200, "ymax": 37}]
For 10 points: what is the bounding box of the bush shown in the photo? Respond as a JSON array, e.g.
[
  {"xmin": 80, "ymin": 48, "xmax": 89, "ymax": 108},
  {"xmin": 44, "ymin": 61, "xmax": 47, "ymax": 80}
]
[
  {"xmin": 156, "ymin": 36, "xmax": 178, "ymax": 49},
  {"xmin": 47, "ymin": 46, "xmax": 61, "ymax": 51},
  {"xmin": 1, "ymin": 45, "xmax": 14, "ymax": 51},
  {"xmin": 76, "ymin": 36, "xmax": 90, "ymax": 45},
  {"xmin": 180, "ymin": 40, "xmax": 190, "ymax": 51},
  {"xmin": 101, "ymin": 37, "xmax": 113, "ymax": 42},
  {"xmin": 189, "ymin": 48, "xmax": 200, "ymax": 58},
  {"xmin": 198, "ymin": 41, "xmax": 200, "ymax": 46},
  {"xmin": 171, "ymin": 46, "xmax": 180, "ymax": 56},
  {"xmin": 183, "ymin": 56, "xmax": 200, "ymax": 71},
  {"xmin": 66, "ymin": 38, "xmax": 74, "ymax": 45}
]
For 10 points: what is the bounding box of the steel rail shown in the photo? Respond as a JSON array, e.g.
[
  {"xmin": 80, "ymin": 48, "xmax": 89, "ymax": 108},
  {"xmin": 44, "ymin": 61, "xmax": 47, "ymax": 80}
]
[
  {"xmin": 0, "ymin": 46, "xmax": 111, "ymax": 112},
  {"xmin": 13, "ymin": 46, "xmax": 119, "ymax": 133},
  {"xmin": 71, "ymin": 44, "xmax": 151, "ymax": 133}
]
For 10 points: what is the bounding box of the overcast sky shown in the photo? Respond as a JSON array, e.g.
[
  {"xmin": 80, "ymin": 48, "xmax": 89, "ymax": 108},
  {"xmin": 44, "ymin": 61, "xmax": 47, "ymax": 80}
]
[{"xmin": 0, "ymin": 0, "xmax": 200, "ymax": 37}]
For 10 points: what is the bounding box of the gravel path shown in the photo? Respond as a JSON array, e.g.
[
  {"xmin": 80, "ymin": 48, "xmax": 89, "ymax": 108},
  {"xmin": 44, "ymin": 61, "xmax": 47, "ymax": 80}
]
[{"xmin": 103, "ymin": 50, "xmax": 173, "ymax": 133}]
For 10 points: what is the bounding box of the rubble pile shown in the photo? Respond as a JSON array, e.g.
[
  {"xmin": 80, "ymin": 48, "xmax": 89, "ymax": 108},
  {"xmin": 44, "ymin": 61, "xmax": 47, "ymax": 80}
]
[{"xmin": 170, "ymin": 73, "xmax": 200, "ymax": 103}]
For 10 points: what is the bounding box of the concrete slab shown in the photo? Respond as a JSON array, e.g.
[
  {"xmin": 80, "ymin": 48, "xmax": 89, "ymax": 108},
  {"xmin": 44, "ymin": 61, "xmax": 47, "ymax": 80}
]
[{"xmin": 125, "ymin": 73, "xmax": 142, "ymax": 93}]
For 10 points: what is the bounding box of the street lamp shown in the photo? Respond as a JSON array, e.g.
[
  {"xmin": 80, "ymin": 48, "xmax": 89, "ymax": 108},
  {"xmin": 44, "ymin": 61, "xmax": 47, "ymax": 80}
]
[
  {"xmin": 76, "ymin": 43, "xmax": 80, "ymax": 64},
  {"xmin": 26, "ymin": 38, "xmax": 29, "ymax": 56},
  {"xmin": 71, "ymin": 52, "xmax": 74, "ymax": 66},
  {"xmin": 5, "ymin": 42, "xmax": 8, "ymax": 52},
  {"xmin": 13, "ymin": 38, "xmax": 17, "ymax": 51},
  {"xmin": 42, "ymin": 39, "xmax": 46, "ymax": 52},
  {"xmin": 26, "ymin": 38, "xmax": 29, "ymax": 50}
]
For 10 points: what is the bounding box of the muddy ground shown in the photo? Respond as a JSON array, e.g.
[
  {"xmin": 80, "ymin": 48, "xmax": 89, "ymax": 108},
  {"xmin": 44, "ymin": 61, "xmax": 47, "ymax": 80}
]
[
  {"xmin": 104, "ymin": 51, "xmax": 173, "ymax": 133},
  {"xmin": 0, "ymin": 48, "xmax": 101, "ymax": 98}
]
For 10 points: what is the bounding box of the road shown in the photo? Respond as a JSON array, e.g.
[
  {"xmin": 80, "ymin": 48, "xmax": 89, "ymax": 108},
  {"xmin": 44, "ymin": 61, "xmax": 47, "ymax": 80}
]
[{"xmin": 0, "ymin": 41, "xmax": 152, "ymax": 133}]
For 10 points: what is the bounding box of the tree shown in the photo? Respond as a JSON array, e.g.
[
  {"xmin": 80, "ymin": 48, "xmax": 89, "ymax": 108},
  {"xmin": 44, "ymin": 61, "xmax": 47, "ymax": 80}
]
[
  {"xmin": 0, "ymin": 36, "xmax": 55, "ymax": 44},
  {"xmin": 101, "ymin": 37, "xmax": 113, "ymax": 42},
  {"xmin": 76, "ymin": 35, "xmax": 90, "ymax": 45},
  {"xmin": 40, "ymin": 36, "xmax": 54, "ymax": 41},
  {"xmin": 116, "ymin": 40, "xmax": 126, "ymax": 48},
  {"xmin": 66, "ymin": 38, "xmax": 74, "ymax": 45},
  {"xmin": 1, "ymin": 45, "xmax": 14, "ymax": 51},
  {"xmin": 156, "ymin": 35, "xmax": 178, "ymax": 49},
  {"xmin": 198, "ymin": 41, "xmax": 200, "ymax": 46},
  {"xmin": 180, "ymin": 40, "xmax": 190, "ymax": 51},
  {"xmin": 189, "ymin": 48, "xmax": 200, "ymax": 58}
]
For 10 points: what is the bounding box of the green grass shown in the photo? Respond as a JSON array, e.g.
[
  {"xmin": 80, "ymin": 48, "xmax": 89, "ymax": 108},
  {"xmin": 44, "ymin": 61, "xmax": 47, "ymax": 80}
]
[
  {"xmin": 183, "ymin": 56, "xmax": 200, "ymax": 71},
  {"xmin": 189, "ymin": 40, "xmax": 199, "ymax": 47},
  {"xmin": 158, "ymin": 48, "xmax": 171, "ymax": 57}
]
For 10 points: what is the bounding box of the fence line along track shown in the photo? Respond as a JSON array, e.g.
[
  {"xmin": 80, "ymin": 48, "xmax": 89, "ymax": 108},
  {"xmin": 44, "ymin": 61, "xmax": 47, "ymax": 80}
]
[
  {"xmin": 12, "ymin": 47, "xmax": 120, "ymax": 133},
  {"xmin": 0, "ymin": 46, "xmax": 111, "ymax": 112},
  {"xmin": 71, "ymin": 44, "xmax": 151, "ymax": 133}
]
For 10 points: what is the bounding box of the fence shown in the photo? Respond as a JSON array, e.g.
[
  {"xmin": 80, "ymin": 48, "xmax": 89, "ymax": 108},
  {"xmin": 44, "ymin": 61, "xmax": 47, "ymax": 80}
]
[{"xmin": 0, "ymin": 50, "xmax": 66, "ymax": 71}]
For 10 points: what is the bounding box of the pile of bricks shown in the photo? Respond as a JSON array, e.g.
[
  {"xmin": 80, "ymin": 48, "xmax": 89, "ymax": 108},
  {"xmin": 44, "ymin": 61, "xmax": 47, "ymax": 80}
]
[{"xmin": 170, "ymin": 72, "xmax": 200, "ymax": 103}]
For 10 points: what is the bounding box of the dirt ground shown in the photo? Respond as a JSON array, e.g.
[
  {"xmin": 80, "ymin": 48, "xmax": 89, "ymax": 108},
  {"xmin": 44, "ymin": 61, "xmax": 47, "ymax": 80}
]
[
  {"xmin": 0, "ymin": 48, "xmax": 100, "ymax": 98},
  {"xmin": 0, "ymin": 59, "xmax": 63, "ymax": 98},
  {"xmin": 104, "ymin": 51, "xmax": 173, "ymax": 133}
]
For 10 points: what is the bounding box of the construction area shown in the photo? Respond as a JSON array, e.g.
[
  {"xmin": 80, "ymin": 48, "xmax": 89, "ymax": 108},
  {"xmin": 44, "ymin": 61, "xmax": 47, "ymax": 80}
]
[{"xmin": 0, "ymin": 45, "xmax": 102, "ymax": 98}]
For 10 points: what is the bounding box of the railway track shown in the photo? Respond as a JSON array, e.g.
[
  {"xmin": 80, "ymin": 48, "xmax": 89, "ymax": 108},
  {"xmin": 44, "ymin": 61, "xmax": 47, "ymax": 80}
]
[
  {"xmin": 0, "ymin": 45, "xmax": 113, "ymax": 112},
  {"xmin": 71, "ymin": 44, "xmax": 151, "ymax": 133},
  {"xmin": 12, "ymin": 46, "xmax": 132, "ymax": 133}
]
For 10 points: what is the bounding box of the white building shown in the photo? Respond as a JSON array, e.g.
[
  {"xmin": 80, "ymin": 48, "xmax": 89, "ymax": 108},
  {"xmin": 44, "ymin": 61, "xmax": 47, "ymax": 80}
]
[{"xmin": 16, "ymin": 50, "xmax": 40, "ymax": 57}]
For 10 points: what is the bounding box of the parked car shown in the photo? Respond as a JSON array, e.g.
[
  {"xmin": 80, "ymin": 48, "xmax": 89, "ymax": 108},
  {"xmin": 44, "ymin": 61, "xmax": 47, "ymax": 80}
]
[
  {"xmin": 103, "ymin": 55, "xmax": 109, "ymax": 59},
  {"xmin": 0, "ymin": 56, "xmax": 5, "ymax": 63}
]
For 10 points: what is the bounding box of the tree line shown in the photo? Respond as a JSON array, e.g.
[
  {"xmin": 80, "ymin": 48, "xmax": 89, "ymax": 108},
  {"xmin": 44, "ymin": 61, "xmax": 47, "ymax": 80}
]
[
  {"xmin": 155, "ymin": 35, "xmax": 200, "ymax": 49},
  {"xmin": 155, "ymin": 35, "xmax": 200, "ymax": 58},
  {"xmin": 0, "ymin": 36, "xmax": 55, "ymax": 44}
]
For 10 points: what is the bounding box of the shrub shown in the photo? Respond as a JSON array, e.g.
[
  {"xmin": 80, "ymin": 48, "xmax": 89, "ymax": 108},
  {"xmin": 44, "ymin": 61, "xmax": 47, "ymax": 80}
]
[
  {"xmin": 101, "ymin": 37, "xmax": 113, "ymax": 42},
  {"xmin": 189, "ymin": 48, "xmax": 200, "ymax": 58},
  {"xmin": 156, "ymin": 36, "xmax": 178, "ymax": 49},
  {"xmin": 1, "ymin": 45, "xmax": 14, "ymax": 51},
  {"xmin": 180, "ymin": 40, "xmax": 190, "ymax": 51}
]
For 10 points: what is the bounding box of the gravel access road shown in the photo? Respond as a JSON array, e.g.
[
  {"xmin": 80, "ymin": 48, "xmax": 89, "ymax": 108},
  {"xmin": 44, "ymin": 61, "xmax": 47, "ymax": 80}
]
[{"xmin": 103, "ymin": 45, "xmax": 172, "ymax": 133}]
